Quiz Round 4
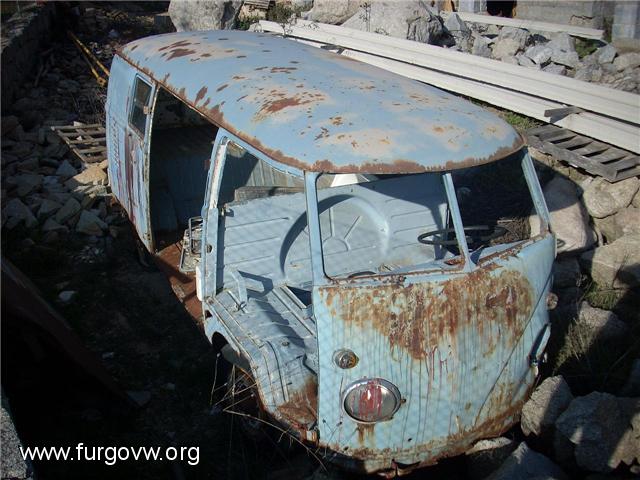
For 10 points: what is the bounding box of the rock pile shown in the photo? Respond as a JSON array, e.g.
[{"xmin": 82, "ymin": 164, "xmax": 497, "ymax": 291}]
[
  {"xmin": 519, "ymin": 377, "xmax": 640, "ymax": 476},
  {"xmin": 0, "ymin": 8, "xmax": 141, "ymax": 260},
  {"xmin": 300, "ymin": 1, "xmax": 640, "ymax": 93}
]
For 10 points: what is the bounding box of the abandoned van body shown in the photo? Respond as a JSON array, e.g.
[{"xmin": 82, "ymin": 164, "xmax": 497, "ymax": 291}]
[{"xmin": 106, "ymin": 31, "xmax": 555, "ymax": 475}]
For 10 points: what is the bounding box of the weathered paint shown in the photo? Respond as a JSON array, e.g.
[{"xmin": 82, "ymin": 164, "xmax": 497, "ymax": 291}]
[
  {"xmin": 117, "ymin": 30, "xmax": 523, "ymax": 174},
  {"xmin": 311, "ymin": 233, "xmax": 555, "ymax": 474},
  {"xmin": 106, "ymin": 32, "xmax": 555, "ymax": 475},
  {"xmin": 106, "ymin": 57, "xmax": 155, "ymax": 250}
]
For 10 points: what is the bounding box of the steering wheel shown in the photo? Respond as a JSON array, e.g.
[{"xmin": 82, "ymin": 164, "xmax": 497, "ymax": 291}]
[{"xmin": 417, "ymin": 225, "xmax": 507, "ymax": 248}]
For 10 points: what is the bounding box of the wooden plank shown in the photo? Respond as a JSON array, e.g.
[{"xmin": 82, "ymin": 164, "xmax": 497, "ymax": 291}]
[
  {"xmin": 540, "ymin": 130, "xmax": 576, "ymax": 142},
  {"xmin": 572, "ymin": 142, "xmax": 609, "ymax": 156},
  {"xmin": 260, "ymin": 21, "xmax": 640, "ymax": 124},
  {"xmin": 591, "ymin": 150, "xmax": 627, "ymax": 163},
  {"xmin": 320, "ymin": 46, "xmax": 640, "ymax": 152},
  {"xmin": 526, "ymin": 126, "xmax": 639, "ymax": 182},
  {"xmin": 67, "ymin": 137, "xmax": 106, "ymax": 145},
  {"xmin": 76, "ymin": 146, "xmax": 107, "ymax": 154},
  {"xmin": 51, "ymin": 124, "xmax": 107, "ymax": 164},
  {"xmin": 441, "ymin": 11, "xmax": 604, "ymax": 40},
  {"xmin": 553, "ymin": 137, "xmax": 592, "ymax": 150}
]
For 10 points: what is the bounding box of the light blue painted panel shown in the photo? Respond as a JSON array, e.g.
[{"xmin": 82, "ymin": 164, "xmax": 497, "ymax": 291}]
[{"xmin": 215, "ymin": 174, "xmax": 448, "ymax": 289}]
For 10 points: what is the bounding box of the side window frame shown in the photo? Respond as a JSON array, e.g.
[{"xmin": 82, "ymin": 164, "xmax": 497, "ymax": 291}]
[{"xmin": 129, "ymin": 75, "xmax": 153, "ymax": 137}]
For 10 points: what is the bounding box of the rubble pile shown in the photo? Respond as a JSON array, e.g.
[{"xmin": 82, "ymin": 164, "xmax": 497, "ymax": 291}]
[
  {"xmin": 1, "ymin": 5, "xmax": 163, "ymax": 261},
  {"xmin": 300, "ymin": 1, "xmax": 639, "ymax": 93}
]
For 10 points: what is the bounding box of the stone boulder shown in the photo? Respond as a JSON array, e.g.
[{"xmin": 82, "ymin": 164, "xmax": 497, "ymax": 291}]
[
  {"xmin": 307, "ymin": 0, "xmax": 361, "ymax": 25},
  {"xmin": 444, "ymin": 13, "xmax": 472, "ymax": 51},
  {"xmin": 574, "ymin": 64, "xmax": 603, "ymax": 83},
  {"xmin": 472, "ymin": 35, "xmax": 492, "ymax": 58},
  {"xmin": 555, "ymin": 392, "xmax": 640, "ymax": 473},
  {"xmin": 76, "ymin": 210, "xmax": 107, "ymax": 236},
  {"xmin": 580, "ymin": 235, "xmax": 640, "ymax": 288},
  {"xmin": 64, "ymin": 165, "xmax": 108, "ymax": 191},
  {"xmin": 576, "ymin": 302, "xmax": 629, "ymax": 341},
  {"xmin": 2, "ymin": 198, "xmax": 38, "ymax": 230},
  {"xmin": 613, "ymin": 52, "xmax": 640, "ymax": 71},
  {"xmin": 491, "ymin": 27, "xmax": 530, "ymax": 60},
  {"xmin": 596, "ymin": 44, "xmax": 617, "ymax": 64},
  {"xmin": 168, "ymin": 0, "xmax": 243, "ymax": 31},
  {"xmin": 521, "ymin": 376, "xmax": 573, "ymax": 437},
  {"xmin": 465, "ymin": 437, "xmax": 517, "ymax": 480},
  {"xmin": 342, "ymin": 1, "xmax": 435, "ymax": 40},
  {"xmin": 582, "ymin": 176, "xmax": 639, "ymax": 219},
  {"xmin": 406, "ymin": 14, "xmax": 445, "ymax": 45},
  {"xmin": 492, "ymin": 38, "xmax": 521, "ymax": 59},
  {"xmin": 543, "ymin": 64, "xmax": 567, "ymax": 75},
  {"xmin": 524, "ymin": 44, "xmax": 553, "ymax": 65},
  {"xmin": 593, "ymin": 206, "xmax": 640, "ymax": 243},
  {"xmin": 548, "ymin": 33, "xmax": 576, "ymax": 54},
  {"xmin": 485, "ymin": 442, "xmax": 568, "ymax": 480},
  {"xmin": 55, "ymin": 159, "xmax": 77, "ymax": 178},
  {"xmin": 551, "ymin": 50, "xmax": 580, "ymax": 69},
  {"xmin": 54, "ymin": 197, "xmax": 81, "ymax": 224},
  {"xmin": 529, "ymin": 176, "xmax": 595, "ymax": 255}
]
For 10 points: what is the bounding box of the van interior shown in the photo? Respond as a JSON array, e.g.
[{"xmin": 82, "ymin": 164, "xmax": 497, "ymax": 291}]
[{"xmin": 146, "ymin": 86, "xmax": 534, "ymax": 326}]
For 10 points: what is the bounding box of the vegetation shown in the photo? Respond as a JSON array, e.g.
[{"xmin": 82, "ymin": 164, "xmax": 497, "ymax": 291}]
[
  {"xmin": 575, "ymin": 38, "xmax": 600, "ymax": 59},
  {"xmin": 502, "ymin": 111, "xmax": 541, "ymax": 131},
  {"xmin": 235, "ymin": 15, "xmax": 261, "ymax": 31}
]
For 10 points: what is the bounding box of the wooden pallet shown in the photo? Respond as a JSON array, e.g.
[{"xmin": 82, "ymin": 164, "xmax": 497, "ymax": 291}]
[
  {"xmin": 526, "ymin": 125, "xmax": 640, "ymax": 183},
  {"xmin": 51, "ymin": 124, "xmax": 106, "ymax": 164}
]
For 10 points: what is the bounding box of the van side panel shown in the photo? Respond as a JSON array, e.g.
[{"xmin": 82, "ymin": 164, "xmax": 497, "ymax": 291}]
[{"xmin": 106, "ymin": 56, "xmax": 154, "ymax": 249}]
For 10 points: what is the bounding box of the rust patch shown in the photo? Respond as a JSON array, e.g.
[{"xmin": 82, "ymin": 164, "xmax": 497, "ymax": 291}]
[
  {"xmin": 165, "ymin": 48, "xmax": 196, "ymax": 60},
  {"xmin": 216, "ymin": 84, "xmax": 228, "ymax": 92},
  {"xmin": 270, "ymin": 66, "xmax": 297, "ymax": 74},
  {"xmin": 232, "ymin": 75, "xmax": 246, "ymax": 80},
  {"xmin": 276, "ymin": 377, "xmax": 318, "ymax": 430},
  {"xmin": 154, "ymin": 242, "xmax": 203, "ymax": 323},
  {"xmin": 115, "ymin": 53, "xmax": 524, "ymax": 174},
  {"xmin": 195, "ymin": 86, "xmax": 208, "ymax": 103},
  {"xmin": 315, "ymin": 127, "xmax": 330, "ymax": 141},
  {"xmin": 321, "ymin": 267, "xmax": 533, "ymax": 361},
  {"xmin": 356, "ymin": 424, "xmax": 375, "ymax": 445},
  {"xmin": 158, "ymin": 40, "xmax": 192, "ymax": 51},
  {"xmin": 330, "ymin": 116, "xmax": 343, "ymax": 126}
]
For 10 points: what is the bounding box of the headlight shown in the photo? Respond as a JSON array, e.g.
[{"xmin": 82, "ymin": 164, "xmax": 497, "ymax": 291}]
[{"xmin": 342, "ymin": 378, "xmax": 402, "ymax": 423}]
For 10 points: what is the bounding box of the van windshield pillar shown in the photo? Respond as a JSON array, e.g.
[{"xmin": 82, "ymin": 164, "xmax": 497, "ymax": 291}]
[{"xmin": 304, "ymin": 171, "xmax": 326, "ymax": 286}]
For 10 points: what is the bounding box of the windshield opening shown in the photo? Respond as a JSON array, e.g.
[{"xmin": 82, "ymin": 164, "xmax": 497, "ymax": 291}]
[
  {"xmin": 313, "ymin": 152, "xmax": 543, "ymax": 280},
  {"xmin": 450, "ymin": 152, "xmax": 539, "ymax": 256},
  {"xmin": 314, "ymin": 172, "xmax": 453, "ymax": 279}
]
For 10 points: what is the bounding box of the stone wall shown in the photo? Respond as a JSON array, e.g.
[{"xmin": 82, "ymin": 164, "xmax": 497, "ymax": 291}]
[
  {"xmin": 1, "ymin": 3, "xmax": 56, "ymax": 111},
  {"xmin": 514, "ymin": 1, "xmax": 610, "ymax": 30},
  {"xmin": 613, "ymin": 1, "xmax": 640, "ymax": 41}
]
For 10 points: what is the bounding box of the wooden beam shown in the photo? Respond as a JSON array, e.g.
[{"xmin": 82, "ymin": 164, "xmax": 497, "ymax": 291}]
[
  {"xmin": 440, "ymin": 11, "xmax": 604, "ymax": 40},
  {"xmin": 258, "ymin": 20, "xmax": 639, "ymax": 124}
]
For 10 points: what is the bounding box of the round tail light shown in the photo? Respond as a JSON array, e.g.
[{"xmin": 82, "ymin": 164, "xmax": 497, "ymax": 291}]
[{"xmin": 343, "ymin": 378, "xmax": 402, "ymax": 423}]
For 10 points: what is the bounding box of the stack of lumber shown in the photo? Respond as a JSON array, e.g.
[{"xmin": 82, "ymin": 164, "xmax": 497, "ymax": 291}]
[{"xmin": 257, "ymin": 19, "xmax": 640, "ymax": 155}]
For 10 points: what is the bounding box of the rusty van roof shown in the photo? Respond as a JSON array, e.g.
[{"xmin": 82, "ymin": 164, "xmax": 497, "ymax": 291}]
[{"xmin": 118, "ymin": 31, "xmax": 524, "ymax": 174}]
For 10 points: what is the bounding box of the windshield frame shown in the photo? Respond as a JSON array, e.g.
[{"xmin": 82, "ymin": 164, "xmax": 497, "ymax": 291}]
[{"xmin": 303, "ymin": 149, "xmax": 551, "ymax": 286}]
